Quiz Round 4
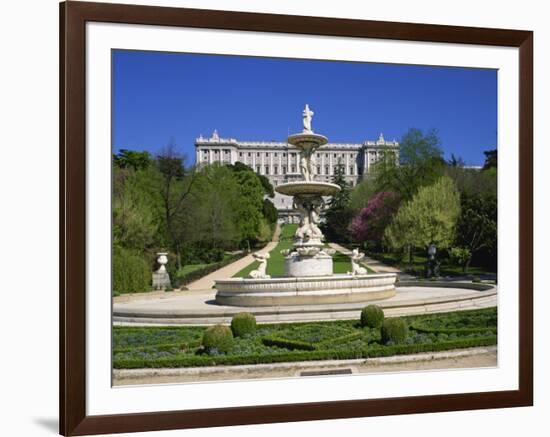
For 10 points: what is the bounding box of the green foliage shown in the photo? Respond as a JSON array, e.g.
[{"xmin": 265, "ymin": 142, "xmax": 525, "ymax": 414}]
[
  {"xmin": 113, "ymin": 166, "xmax": 162, "ymax": 249},
  {"xmin": 321, "ymin": 160, "xmax": 354, "ymax": 243},
  {"xmin": 262, "ymin": 335, "xmax": 317, "ymax": 351},
  {"xmin": 450, "ymin": 247, "xmax": 472, "ymax": 272},
  {"xmin": 201, "ymin": 325, "xmax": 234, "ymax": 354},
  {"xmin": 385, "ymin": 176, "xmax": 460, "ymax": 251},
  {"xmin": 231, "ymin": 313, "xmax": 257, "ymax": 337},
  {"xmin": 360, "ymin": 305, "xmax": 385, "ymax": 328},
  {"xmin": 113, "ymin": 308, "xmax": 497, "ymax": 368},
  {"xmin": 112, "ymin": 246, "xmax": 151, "ymax": 294},
  {"xmin": 455, "ymin": 191, "xmax": 497, "ymax": 271},
  {"xmin": 381, "ymin": 318, "xmax": 409, "ymax": 344},
  {"xmin": 114, "ymin": 149, "xmax": 151, "ymax": 171},
  {"xmin": 262, "ymin": 198, "xmax": 278, "ymax": 224},
  {"xmin": 173, "ymin": 253, "xmax": 244, "ymax": 287},
  {"xmin": 372, "ymin": 128, "xmax": 445, "ymax": 200},
  {"xmin": 482, "ymin": 149, "xmax": 497, "ymax": 170},
  {"xmin": 233, "ymin": 169, "xmax": 266, "ymax": 244}
]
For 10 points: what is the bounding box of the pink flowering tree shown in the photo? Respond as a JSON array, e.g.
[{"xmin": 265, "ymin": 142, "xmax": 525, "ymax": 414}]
[{"xmin": 349, "ymin": 192, "xmax": 400, "ymax": 247}]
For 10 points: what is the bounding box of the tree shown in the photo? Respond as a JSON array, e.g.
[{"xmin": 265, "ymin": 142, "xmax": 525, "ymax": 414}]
[
  {"xmin": 454, "ymin": 191, "xmax": 497, "ymax": 272},
  {"xmin": 349, "ymin": 191, "xmax": 400, "ymax": 247},
  {"xmin": 114, "ymin": 149, "xmax": 151, "ymax": 171},
  {"xmin": 322, "ymin": 160, "xmax": 354, "ymax": 243},
  {"xmin": 482, "ymin": 149, "xmax": 497, "ymax": 170},
  {"xmin": 112, "ymin": 165, "xmax": 161, "ymax": 250},
  {"xmin": 372, "ymin": 128, "xmax": 445, "ymax": 200},
  {"xmin": 385, "ymin": 176, "xmax": 460, "ymax": 263},
  {"xmin": 156, "ymin": 141, "xmax": 198, "ymax": 268}
]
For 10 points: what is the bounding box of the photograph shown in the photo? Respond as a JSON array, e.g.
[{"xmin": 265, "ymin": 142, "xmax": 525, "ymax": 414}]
[{"xmin": 111, "ymin": 50, "xmax": 499, "ymax": 386}]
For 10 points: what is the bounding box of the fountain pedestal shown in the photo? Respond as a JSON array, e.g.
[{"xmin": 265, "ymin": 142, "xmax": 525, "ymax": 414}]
[{"xmin": 276, "ymin": 129, "xmax": 340, "ymax": 277}]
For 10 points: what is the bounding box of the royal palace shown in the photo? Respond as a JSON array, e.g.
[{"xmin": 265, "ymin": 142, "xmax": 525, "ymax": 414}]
[{"xmin": 195, "ymin": 129, "xmax": 399, "ymax": 219}]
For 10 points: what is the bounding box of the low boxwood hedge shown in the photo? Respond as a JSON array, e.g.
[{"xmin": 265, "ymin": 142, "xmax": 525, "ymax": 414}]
[
  {"xmin": 173, "ymin": 253, "xmax": 246, "ymax": 287},
  {"xmin": 114, "ymin": 335, "xmax": 497, "ymax": 369}
]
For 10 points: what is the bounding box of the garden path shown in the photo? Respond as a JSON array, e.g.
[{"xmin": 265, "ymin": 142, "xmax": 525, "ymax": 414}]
[
  {"xmin": 185, "ymin": 224, "xmax": 282, "ymax": 291},
  {"xmin": 328, "ymin": 243, "xmax": 402, "ymax": 274}
]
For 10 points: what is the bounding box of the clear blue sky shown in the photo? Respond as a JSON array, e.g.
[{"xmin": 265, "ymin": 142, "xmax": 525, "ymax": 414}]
[{"xmin": 113, "ymin": 50, "xmax": 497, "ymax": 166}]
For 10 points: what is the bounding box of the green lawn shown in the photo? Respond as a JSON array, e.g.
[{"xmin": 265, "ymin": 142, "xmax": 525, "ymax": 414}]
[
  {"xmin": 113, "ymin": 307, "xmax": 497, "ymax": 369},
  {"xmin": 233, "ymin": 224, "xmax": 355, "ymax": 277}
]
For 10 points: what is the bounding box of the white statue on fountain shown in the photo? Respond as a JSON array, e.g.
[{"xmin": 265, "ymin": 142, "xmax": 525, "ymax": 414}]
[
  {"xmin": 348, "ymin": 248, "xmax": 368, "ymax": 276},
  {"xmin": 302, "ymin": 103, "xmax": 314, "ymax": 133},
  {"xmin": 249, "ymin": 252, "xmax": 271, "ymax": 279}
]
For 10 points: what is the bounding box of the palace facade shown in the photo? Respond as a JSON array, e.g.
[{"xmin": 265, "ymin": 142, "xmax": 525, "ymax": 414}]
[{"xmin": 195, "ymin": 130, "xmax": 399, "ymax": 219}]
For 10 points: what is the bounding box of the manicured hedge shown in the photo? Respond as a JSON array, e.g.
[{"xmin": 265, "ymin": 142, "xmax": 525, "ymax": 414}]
[
  {"xmin": 360, "ymin": 305, "xmax": 385, "ymax": 328},
  {"xmin": 381, "ymin": 318, "xmax": 408, "ymax": 344},
  {"xmin": 114, "ymin": 335, "xmax": 497, "ymax": 369},
  {"xmin": 174, "ymin": 253, "xmax": 246, "ymax": 287},
  {"xmin": 262, "ymin": 335, "xmax": 317, "ymax": 351},
  {"xmin": 202, "ymin": 325, "xmax": 234, "ymax": 354},
  {"xmin": 410, "ymin": 323, "xmax": 497, "ymax": 336},
  {"xmin": 231, "ymin": 313, "xmax": 257, "ymax": 337}
]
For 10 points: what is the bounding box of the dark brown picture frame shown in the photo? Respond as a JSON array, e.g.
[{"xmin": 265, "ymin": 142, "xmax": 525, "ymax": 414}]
[{"xmin": 60, "ymin": 1, "xmax": 533, "ymax": 435}]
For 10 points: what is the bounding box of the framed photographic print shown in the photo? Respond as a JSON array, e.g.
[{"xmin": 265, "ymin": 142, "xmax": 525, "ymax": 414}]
[{"xmin": 60, "ymin": 1, "xmax": 533, "ymax": 435}]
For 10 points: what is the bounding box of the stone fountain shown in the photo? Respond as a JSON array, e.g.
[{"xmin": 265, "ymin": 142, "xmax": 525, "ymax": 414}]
[{"xmin": 215, "ymin": 105, "xmax": 397, "ymax": 307}]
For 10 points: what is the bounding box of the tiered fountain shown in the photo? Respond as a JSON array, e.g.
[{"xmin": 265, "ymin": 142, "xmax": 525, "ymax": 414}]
[{"xmin": 215, "ymin": 105, "xmax": 397, "ymax": 307}]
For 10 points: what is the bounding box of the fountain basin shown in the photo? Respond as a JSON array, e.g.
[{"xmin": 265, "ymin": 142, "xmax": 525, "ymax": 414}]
[
  {"xmin": 215, "ymin": 273, "xmax": 397, "ymax": 307},
  {"xmin": 275, "ymin": 181, "xmax": 341, "ymax": 197}
]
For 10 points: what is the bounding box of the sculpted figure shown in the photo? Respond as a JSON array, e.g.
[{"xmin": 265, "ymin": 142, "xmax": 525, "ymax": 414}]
[
  {"xmin": 249, "ymin": 253, "xmax": 271, "ymax": 279},
  {"xmin": 302, "ymin": 104, "xmax": 314, "ymax": 133},
  {"xmin": 348, "ymin": 248, "xmax": 368, "ymax": 276}
]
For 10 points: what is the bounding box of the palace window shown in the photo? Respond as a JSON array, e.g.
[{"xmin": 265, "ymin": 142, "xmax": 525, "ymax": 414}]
[
  {"xmin": 283, "ymin": 153, "xmax": 286, "ymax": 157},
  {"xmin": 317, "ymin": 165, "xmax": 321, "ymax": 174},
  {"xmin": 265, "ymin": 165, "xmax": 269, "ymax": 174},
  {"xmin": 248, "ymin": 152, "xmax": 251, "ymax": 157},
  {"xmin": 274, "ymin": 165, "xmax": 278, "ymax": 175},
  {"xmin": 282, "ymin": 165, "xmax": 287, "ymax": 173},
  {"xmin": 257, "ymin": 152, "xmax": 260, "ymax": 157},
  {"xmin": 291, "ymin": 165, "xmax": 296, "ymax": 172},
  {"xmin": 325, "ymin": 165, "xmax": 330, "ymax": 175},
  {"xmin": 266, "ymin": 152, "xmax": 269, "ymax": 157},
  {"xmin": 256, "ymin": 165, "xmax": 260, "ymax": 173}
]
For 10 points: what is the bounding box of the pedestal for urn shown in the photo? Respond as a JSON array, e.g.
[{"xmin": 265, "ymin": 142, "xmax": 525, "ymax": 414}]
[
  {"xmin": 275, "ymin": 128, "xmax": 341, "ymax": 277},
  {"xmin": 152, "ymin": 252, "xmax": 171, "ymax": 290}
]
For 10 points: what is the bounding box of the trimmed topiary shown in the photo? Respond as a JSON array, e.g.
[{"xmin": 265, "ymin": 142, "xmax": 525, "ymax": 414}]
[
  {"xmin": 381, "ymin": 317, "xmax": 408, "ymax": 344},
  {"xmin": 231, "ymin": 312, "xmax": 257, "ymax": 337},
  {"xmin": 360, "ymin": 305, "xmax": 385, "ymax": 328},
  {"xmin": 202, "ymin": 325, "xmax": 234, "ymax": 354}
]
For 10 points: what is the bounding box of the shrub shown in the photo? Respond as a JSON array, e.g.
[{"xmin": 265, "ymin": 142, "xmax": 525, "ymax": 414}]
[
  {"xmin": 381, "ymin": 318, "xmax": 408, "ymax": 344},
  {"xmin": 472, "ymin": 276, "xmax": 482, "ymax": 283},
  {"xmin": 360, "ymin": 305, "xmax": 385, "ymax": 328},
  {"xmin": 231, "ymin": 313, "xmax": 257, "ymax": 337},
  {"xmin": 202, "ymin": 325, "xmax": 234, "ymax": 354},
  {"xmin": 112, "ymin": 246, "xmax": 151, "ymax": 294}
]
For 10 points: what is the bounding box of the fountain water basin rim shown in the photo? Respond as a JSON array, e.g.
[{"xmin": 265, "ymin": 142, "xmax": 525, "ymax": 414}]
[
  {"xmin": 215, "ymin": 273, "xmax": 397, "ymax": 307},
  {"xmin": 275, "ymin": 181, "xmax": 341, "ymax": 197}
]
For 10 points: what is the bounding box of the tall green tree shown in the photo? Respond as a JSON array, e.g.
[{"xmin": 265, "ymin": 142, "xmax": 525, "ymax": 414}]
[
  {"xmin": 156, "ymin": 141, "xmax": 197, "ymax": 268},
  {"xmin": 112, "ymin": 166, "xmax": 161, "ymax": 250},
  {"xmin": 114, "ymin": 149, "xmax": 151, "ymax": 171},
  {"xmin": 322, "ymin": 160, "xmax": 354, "ymax": 243},
  {"xmin": 454, "ymin": 191, "xmax": 497, "ymax": 272},
  {"xmin": 385, "ymin": 176, "xmax": 460, "ymax": 262},
  {"xmin": 373, "ymin": 128, "xmax": 445, "ymax": 200},
  {"xmin": 482, "ymin": 149, "xmax": 497, "ymax": 170}
]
